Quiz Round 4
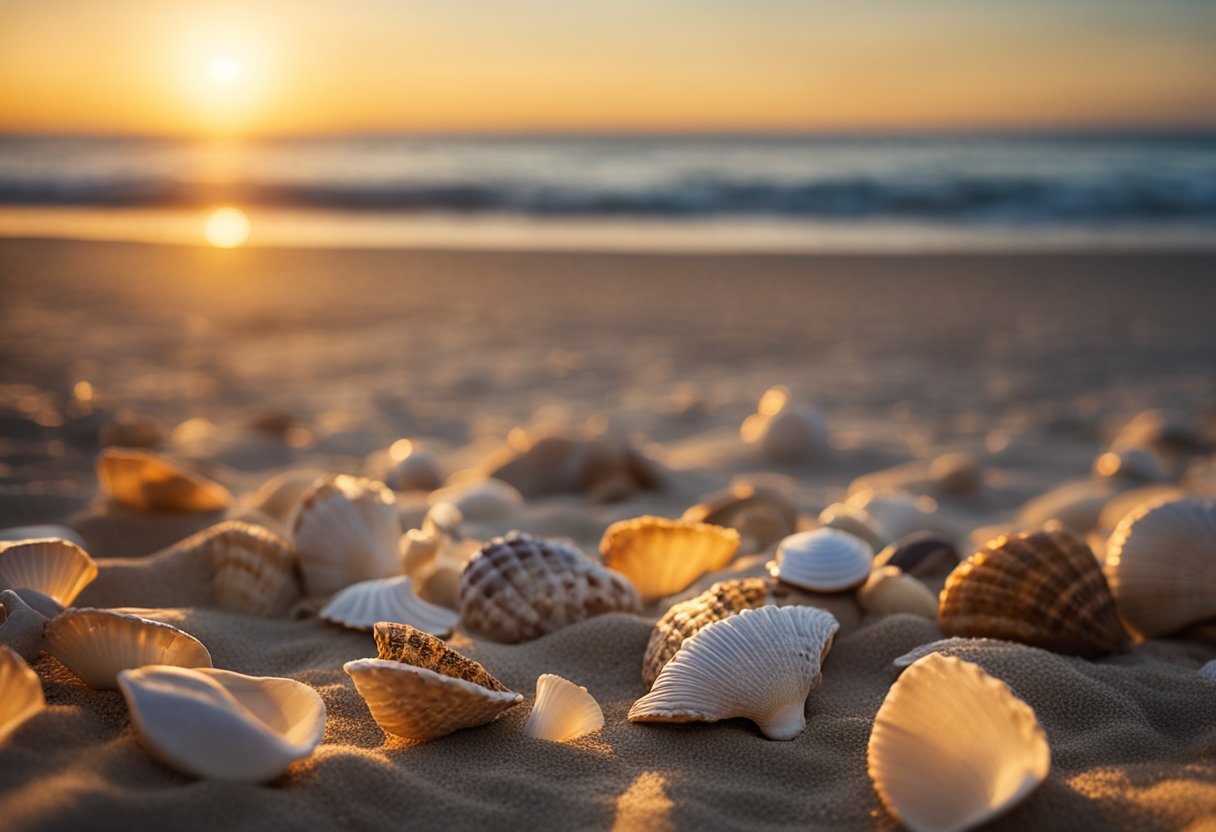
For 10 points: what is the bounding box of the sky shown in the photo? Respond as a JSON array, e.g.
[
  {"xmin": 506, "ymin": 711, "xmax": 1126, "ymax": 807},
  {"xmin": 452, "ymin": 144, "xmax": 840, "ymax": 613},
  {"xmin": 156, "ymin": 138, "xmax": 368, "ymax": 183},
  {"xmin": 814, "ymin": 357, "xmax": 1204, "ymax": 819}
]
[{"xmin": 1, "ymin": 0, "xmax": 1215, "ymax": 135}]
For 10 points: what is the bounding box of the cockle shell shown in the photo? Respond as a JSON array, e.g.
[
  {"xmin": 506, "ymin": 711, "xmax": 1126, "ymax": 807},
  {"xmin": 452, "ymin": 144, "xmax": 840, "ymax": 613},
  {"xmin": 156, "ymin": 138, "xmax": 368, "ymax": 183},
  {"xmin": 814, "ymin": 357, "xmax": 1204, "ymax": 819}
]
[
  {"xmin": 168, "ymin": 521, "xmax": 298, "ymax": 616},
  {"xmin": 628, "ymin": 605, "xmax": 839, "ymax": 740},
  {"xmin": 290, "ymin": 475, "xmax": 401, "ymax": 598},
  {"xmin": 320, "ymin": 576, "xmax": 458, "ymax": 635},
  {"xmin": 0, "ymin": 525, "xmax": 87, "ymax": 549},
  {"xmin": 600, "ymin": 516, "xmax": 740, "ymax": 604},
  {"xmin": 118, "ymin": 665, "xmax": 326, "ymax": 782},
  {"xmin": 0, "ymin": 646, "xmax": 45, "ymax": 743},
  {"xmin": 740, "ymin": 386, "xmax": 830, "ymax": 463},
  {"xmin": 681, "ymin": 483, "xmax": 799, "ymax": 555},
  {"xmin": 44, "ymin": 608, "xmax": 212, "ymax": 689},
  {"xmin": 0, "ymin": 590, "xmax": 49, "ymax": 662},
  {"xmin": 0, "ymin": 537, "xmax": 97, "ymax": 606},
  {"xmin": 768, "ymin": 529, "xmax": 873, "ymax": 592},
  {"xmin": 1104, "ymin": 498, "xmax": 1216, "ymax": 638},
  {"xmin": 373, "ymin": 621, "xmax": 509, "ymax": 691},
  {"xmin": 642, "ymin": 578, "xmax": 772, "ymax": 688},
  {"xmin": 857, "ymin": 567, "xmax": 938, "ymax": 618},
  {"xmin": 97, "ymin": 449, "xmax": 232, "ymax": 512},
  {"xmin": 524, "ymin": 674, "xmax": 604, "ymax": 742},
  {"xmin": 868, "ymin": 654, "xmax": 1050, "ymax": 832},
  {"xmin": 873, "ymin": 532, "xmax": 959, "ymax": 579},
  {"xmin": 939, "ymin": 526, "xmax": 1130, "ymax": 657},
  {"xmin": 458, "ymin": 532, "xmax": 641, "ymax": 644}
]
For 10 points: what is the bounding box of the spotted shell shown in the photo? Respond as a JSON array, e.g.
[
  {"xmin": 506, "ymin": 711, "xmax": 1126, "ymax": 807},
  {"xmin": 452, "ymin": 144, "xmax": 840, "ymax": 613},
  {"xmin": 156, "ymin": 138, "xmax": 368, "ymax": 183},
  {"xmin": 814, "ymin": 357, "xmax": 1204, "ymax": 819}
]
[
  {"xmin": 97, "ymin": 449, "xmax": 232, "ymax": 512},
  {"xmin": 0, "ymin": 537, "xmax": 97, "ymax": 606},
  {"xmin": 600, "ymin": 516, "xmax": 739, "ymax": 604},
  {"xmin": 768, "ymin": 528, "xmax": 873, "ymax": 592},
  {"xmin": 373, "ymin": 621, "xmax": 508, "ymax": 692}
]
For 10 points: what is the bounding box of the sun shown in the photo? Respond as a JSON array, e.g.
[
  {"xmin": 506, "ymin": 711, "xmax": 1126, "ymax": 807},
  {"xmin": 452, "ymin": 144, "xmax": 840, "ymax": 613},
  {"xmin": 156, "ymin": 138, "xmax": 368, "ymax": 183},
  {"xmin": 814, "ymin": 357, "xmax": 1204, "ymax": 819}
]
[
  {"xmin": 209, "ymin": 55, "xmax": 242, "ymax": 84},
  {"xmin": 204, "ymin": 207, "xmax": 250, "ymax": 248}
]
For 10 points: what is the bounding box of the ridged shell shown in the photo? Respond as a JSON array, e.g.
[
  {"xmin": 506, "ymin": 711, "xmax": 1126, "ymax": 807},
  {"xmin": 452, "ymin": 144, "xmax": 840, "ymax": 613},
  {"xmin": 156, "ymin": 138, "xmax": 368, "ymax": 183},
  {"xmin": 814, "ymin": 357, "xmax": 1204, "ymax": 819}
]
[
  {"xmin": 768, "ymin": 529, "xmax": 873, "ymax": 592},
  {"xmin": 0, "ymin": 590, "xmax": 49, "ymax": 662},
  {"xmin": 97, "ymin": 449, "xmax": 232, "ymax": 512},
  {"xmin": 873, "ymin": 532, "xmax": 959, "ymax": 579},
  {"xmin": 642, "ymin": 578, "xmax": 772, "ymax": 688},
  {"xmin": 524, "ymin": 674, "xmax": 603, "ymax": 742},
  {"xmin": 1103, "ymin": 498, "xmax": 1216, "ymax": 638},
  {"xmin": 320, "ymin": 576, "xmax": 457, "ymax": 635},
  {"xmin": 166, "ymin": 521, "xmax": 299, "ymax": 616},
  {"xmin": 458, "ymin": 532, "xmax": 641, "ymax": 644},
  {"xmin": 44, "ymin": 608, "xmax": 212, "ymax": 689},
  {"xmin": 0, "ymin": 525, "xmax": 87, "ymax": 549},
  {"xmin": 939, "ymin": 526, "xmax": 1130, "ymax": 657},
  {"xmin": 0, "ymin": 538, "xmax": 98, "ymax": 606},
  {"xmin": 600, "ymin": 516, "xmax": 740, "ymax": 604},
  {"xmin": 373, "ymin": 621, "xmax": 508, "ymax": 692},
  {"xmin": 0, "ymin": 645, "xmax": 45, "ymax": 743},
  {"xmin": 681, "ymin": 484, "xmax": 799, "ymax": 555},
  {"xmin": 290, "ymin": 475, "xmax": 401, "ymax": 598},
  {"xmin": 628, "ymin": 605, "xmax": 839, "ymax": 740},
  {"xmin": 868, "ymin": 654, "xmax": 1050, "ymax": 832},
  {"xmin": 118, "ymin": 665, "xmax": 326, "ymax": 782},
  {"xmin": 857, "ymin": 567, "xmax": 938, "ymax": 618}
]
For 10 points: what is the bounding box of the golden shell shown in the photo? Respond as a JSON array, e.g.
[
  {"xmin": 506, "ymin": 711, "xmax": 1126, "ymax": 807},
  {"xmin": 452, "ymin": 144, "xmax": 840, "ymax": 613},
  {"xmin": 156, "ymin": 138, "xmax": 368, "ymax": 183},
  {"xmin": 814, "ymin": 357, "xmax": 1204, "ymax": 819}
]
[
  {"xmin": 0, "ymin": 537, "xmax": 97, "ymax": 606},
  {"xmin": 97, "ymin": 449, "xmax": 232, "ymax": 513},
  {"xmin": 599, "ymin": 516, "xmax": 739, "ymax": 604}
]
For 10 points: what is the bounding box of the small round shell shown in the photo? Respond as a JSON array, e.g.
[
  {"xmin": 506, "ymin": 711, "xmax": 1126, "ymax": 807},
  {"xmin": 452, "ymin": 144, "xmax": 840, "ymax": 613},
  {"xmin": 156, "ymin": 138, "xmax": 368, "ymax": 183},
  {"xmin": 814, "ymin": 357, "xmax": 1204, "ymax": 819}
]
[
  {"xmin": 427, "ymin": 479, "xmax": 524, "ymax": 523},
  {"xmin": 768, "ymin": 529, "xmax": 873, "ymax": 592},
  {"xmin": 0, "ymin": 645, "xmax": 45, "ymax": 744},
  {"xmin": 600, "ymin": 516, "xmax": 740, "ymax": 604},
  {"xmin": 320, "ymin": 576, "xmax": 457, "ymax": 636},
  {"xmin": 740, "ymin": 386, "xmax": 830, "ymax": 463},
  {"xmin": 857, "ymin": 567, "xmax": 938, "ymax": 618},
  {"xmin": 385, "ymin": 445, "xmax": 443, "ymax": 493},
  {"xmin": 248, "ymin": 470, "xmax": 327, "ymax": 523},
  {"xmin": 0, "ymin": 537, "xmax": 98, "ymax": 606},
  {"xmin": 524, "ymin": 674, "xmax": 603, "ymax": 743},
  {"xmin": 44, "ymin": 608, "xmax": 212, "ymax": 689},
  {"xmin": 97, "ymin": 449, "xmax": 232, "ymax": 512}
]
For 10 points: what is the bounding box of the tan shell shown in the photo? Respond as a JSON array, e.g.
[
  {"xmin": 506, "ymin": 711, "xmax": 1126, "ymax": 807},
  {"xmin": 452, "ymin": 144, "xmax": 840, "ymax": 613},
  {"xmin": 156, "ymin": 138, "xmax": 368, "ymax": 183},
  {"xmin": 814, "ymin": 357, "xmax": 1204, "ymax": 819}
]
[
  {"xmin": 320, "ymin": 577, "xmax": 457, "ymax": 635},
  {"xmin": 427, "ymin": 479, "xmax": 524, "ymax": 523},
  {"xmin": 524, "ymin": 674, "xmax": 604, "ymax": 742},
  {"xmin": 1093, "ymin": 446, "xmax": 1165, "ymax": 482},
  {"xmin": 0, "ymin": 645, "xmax": 45, "ymax": 743},
  {"xmin": 97, "ymin": 449, "xmax": 232, "ymax": 512},
  {"xmin": 600, "ymin": 516, "xmax": 739, "ymax": 604},
  {"xmin": 44, "ymin": 608, "xmax": 212, "ymax": 689},
  {"xmin": 373, "ymin": 621, "xmax": 508, "ymax": 692},
  {"xmin": 857, "ymin": 567, "xmax": 938, "ymax": 618},
  {"xmin": 164, "ymin": 521, "xmax": 299, "ymax": 616},
  {"xmin": 385, "ymin": 445, "xmax": 443, "ymax": 493},
  {"xmin": 939, "ymin": 526, "xmax": 1130, "ymax": 657},
  {"xmin": 0, "ymin": 537, "xmax": 97, "ymax": 606},
  {"xmin": 681, "ymin": 483, "xmax": 799, "ymax": 555}
]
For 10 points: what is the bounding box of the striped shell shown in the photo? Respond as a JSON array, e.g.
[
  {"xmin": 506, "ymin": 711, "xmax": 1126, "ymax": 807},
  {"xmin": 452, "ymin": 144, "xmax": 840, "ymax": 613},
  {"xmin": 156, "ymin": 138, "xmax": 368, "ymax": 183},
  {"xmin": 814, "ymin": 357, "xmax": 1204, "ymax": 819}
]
[
  {"xmin": 320, "ymin": 576, "xmax": 457, "ymax": 636},
  {"xmin": 44, "ymin": 608, "xmax": 212, "ymax": 689},
  {"xmin": 768, "ymin": 529, "xmax": 873, "ymax": 592},
  {"xmin": 0, "ymin": 646, "xmax": 45, "ymax": 743},
  {"xmin": 97, "ymin": 449, "xmax": 232, "ymax": 512},
  {"xmin": 600, "ymin": 516, "xmax": 740, "ymax": 604},
  {"xmin": 373, "ymin": 621, "xmax": 508, "ymax": 692},
  {"xmin": 166, "ymin": 522, "xmax": 299, "ymax": 616},
  {"xmin": 0, "ymin": 538, "xmax": 97, "ymax": 606},
  {"xmin": 524, "ymin": 674, "xmax": 604, "ymax": 743}
]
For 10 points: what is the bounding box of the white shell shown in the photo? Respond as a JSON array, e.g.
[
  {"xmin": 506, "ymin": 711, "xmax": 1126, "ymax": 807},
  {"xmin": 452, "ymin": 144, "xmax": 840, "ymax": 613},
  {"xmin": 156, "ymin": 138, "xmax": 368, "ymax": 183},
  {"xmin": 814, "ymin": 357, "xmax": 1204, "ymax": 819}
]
[
  {"xmin": 524, "ymin": 674, "xmax": 604, "ymax": 743},
  {"xmin": 290, "ymin": 475, "xmax": 401, "ymax": 598},
  {"xmin": 845, "ymin": 489, "xmax": 941, "ymax": 546},
  {"xmin": 1200, "ymin": 660, "xmax": 1216, "ymax": 681},
  {"xmin": 628, "ymin": 605, "xmax": 839, "ymax": 740},
  {"xmin": 0, "ymin": 538, "xmax": 98, "ymax": 606},
  {"xmin": 857, "ymin": 567, "xmax": 939, "ymax": 618},
  {"xmin": 96, "ymin": 449, "xmax": 233, "ymax": 512},
  {"xmin": 891, "ymin": 637, "xmax": 1025, "ymax": 675},
  {"xmin": 320, "ymin": 576, "xmax": 458, "ymax": 635},
  {"xmin": 868, "ymin": 654, "xmax": 1050, "ymax": 832},
  {"xmin": 0, "ymin": 525, "xmax": 87, "ymax": 549},
  {"xmin": 44, "ymin": 608, "xmax": 212, "ymax": 689},
  {"xmin": 385, "ymin": 446, "xmax": 443, "ymax": 493},
  {"xmin": 599, "ymin": 516, "xmax": 740, "ymax": 604},
  {"xmin": 118, "ymin": 665, "xmax": 326, "ymax": 782},
  {"xmin": 768, "ymin": 529, "xmax": 873, "ymax": 592},
  {"xmin": 0, "ymin": 646, "xmax": 44, "ymax": 743},
  {"xmin": 427, "ymin": 479, "xmax": 524, "ymax": 523},
  {"xmin": 399, "ymin": 503, "xmax": 481, "ymax": 608}
]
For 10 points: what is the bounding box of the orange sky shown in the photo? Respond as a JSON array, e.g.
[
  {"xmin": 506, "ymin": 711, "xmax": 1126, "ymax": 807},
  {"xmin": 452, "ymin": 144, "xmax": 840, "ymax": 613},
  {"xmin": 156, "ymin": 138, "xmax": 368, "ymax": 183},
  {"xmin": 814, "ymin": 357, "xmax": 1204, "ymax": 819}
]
[{"xmin": 2, "ymin": 0, "xmax": 1215, "ymax": 135}]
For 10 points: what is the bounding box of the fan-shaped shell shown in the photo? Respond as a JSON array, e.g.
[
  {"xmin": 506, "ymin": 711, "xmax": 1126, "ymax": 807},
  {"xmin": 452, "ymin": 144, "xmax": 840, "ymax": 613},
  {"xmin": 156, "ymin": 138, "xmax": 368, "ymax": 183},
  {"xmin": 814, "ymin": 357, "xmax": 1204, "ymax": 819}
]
[
  {"xmin": 0, "ymin": 645, "xmax": 45, "ymax": 743},
  {"xmin": 458, "ymin": 532, "xmax": 641, "ymax": 643},
  {"xmin": 0, "ymin": 590, "xmax": 49, "ymax": 662},
  {"xmin": 768, "ymin": 529, "xmax": 872, "ymax": 592},
  {"xmin": 97, "ymin": 449, "xmax": 232, "ymax": 512},
  {"xmin": 857, "ymin": 567, "xmax": 938, "ymax": 618},
  {"xmin": 939, "ymin": 526, "xmax": 1130, "ymax": 657},
  {"xmin": 118, "ymin": 665, "xmax": 326, "ymax": 782},
  {"xmin": 873, "ymin": 532, "xmax": 959, "ymax": 579},
  {"xmin": 1103, "ymin": 498, "xmax": 1216, "ymax": 638},
  {"xmin": 524, "ymin": 674, "xmax": 603, "ymax": 742},
  {"xmin": 628, "ymin": 605, "xmax": 839, "ymax": 740},
  {"xmin": 600, "ymin": 516, "xmax": 740, "ymax": 604},
  {"xmin": 166, "ymin": 521, "xmax": 299, "ymax": 616},
  {"xmin": 373, "ymin": 621, "xmax": 508, "ymax": 691},
  {"xmin": 44, "ymin": 608, "xmax": 212, "ymax": 689},
  {"xmin": 320, "ymin": 576, "xmax": 457, "ymax": 635},
  {"xmin": 868, "ymin": 654, "xmax": 1050, "ymax": 832},
  {"xmin": 681, "ymin": 484, "xmax": 799, "ymax": 555},
  {"xmin": 0, "ymin": 537, "xmax": 97, "ymax": 606},
  {"xmin": 0, "ymin": 525, "xmax": 87, "ymax": 549}
]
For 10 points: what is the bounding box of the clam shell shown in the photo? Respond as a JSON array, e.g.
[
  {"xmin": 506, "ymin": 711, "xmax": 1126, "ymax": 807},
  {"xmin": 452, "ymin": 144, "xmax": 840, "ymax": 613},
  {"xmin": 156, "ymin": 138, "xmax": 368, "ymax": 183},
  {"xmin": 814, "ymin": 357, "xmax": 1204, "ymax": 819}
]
[
  {"xmin": 600, "ymin": 516, "xmax": 740, "ymax": 604},
  {"xmin": 458, "ymin": 532, "xmax": 641, "ymax": 644},
  {"xmin": 97, "ymin": 449, "xmax": 232, "ymax": 512},
  {"xmin": 857, "ymin": 567, "xmax": 938, "ymax": 618},
  {"xmin": 0, "ymin": 525, "xmax": 87, "ymax": 549},
  {"xmin": 1103, "ymin": 498, "xmax": 1216, "ymax": 638},
  {"xmin": 939, "ymin": 526, "xmax": 1130, "ymax": 657},
  {"xmin": 873, "ymin": 532, "xmax": 959, "ymax": 579},
  {"xmin": 0, "ymin": 537, "xmax": 97, "ymax": 606},
  {"xmin": 681, "ymin": 484, "xmax": 799, "ymax": 555},
  {"xmin": 0, "ymin": 589, "xmax": 50, "ymax": 662},
  {"xmin": 118, "ymin": 665, "xmax": 325, "ymax": 782},
  {"xmin": 167, "ymin": 521, "xmax": 299, "ymax": 616},
  {"xmin": 768, "ymin": 529, "xmax": 873, "ymax": 592},
  {"xmin": 373, "ymin": 621, "xmax": 508, "ymax": 691},
  {"xmin": 628, "ymin": 605, "xmax": 839, "ymax": 740},
  {"xmin": 44, "ymin": 608, "xmax": 212, "ymax": 689},
  {"xmin": 320, "ymin": 576, "xmax": 457, "ymax": 636},
  {"xmin": 0, "ymin": 645, "xmax": 45, "ymax": 743},
  {"xmin": 524, "ymin": 674, "xmax": 603, "ymax": 742}
]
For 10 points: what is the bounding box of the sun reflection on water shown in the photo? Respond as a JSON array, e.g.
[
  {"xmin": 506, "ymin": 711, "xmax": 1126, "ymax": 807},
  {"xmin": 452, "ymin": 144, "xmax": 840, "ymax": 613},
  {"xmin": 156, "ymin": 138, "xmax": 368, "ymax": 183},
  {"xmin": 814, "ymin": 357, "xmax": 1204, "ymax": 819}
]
[{"xmin": 204, "ymin": 206, "xmax": 250, "ymax": 248}]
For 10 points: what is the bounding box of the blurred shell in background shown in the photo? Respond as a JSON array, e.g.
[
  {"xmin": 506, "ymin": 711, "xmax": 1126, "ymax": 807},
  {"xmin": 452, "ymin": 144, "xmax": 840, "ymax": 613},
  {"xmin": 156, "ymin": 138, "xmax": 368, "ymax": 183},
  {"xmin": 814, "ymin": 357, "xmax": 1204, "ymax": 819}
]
[{"xmin": 97, "ymin": 449, "xmax": 233, "ymax": 513}]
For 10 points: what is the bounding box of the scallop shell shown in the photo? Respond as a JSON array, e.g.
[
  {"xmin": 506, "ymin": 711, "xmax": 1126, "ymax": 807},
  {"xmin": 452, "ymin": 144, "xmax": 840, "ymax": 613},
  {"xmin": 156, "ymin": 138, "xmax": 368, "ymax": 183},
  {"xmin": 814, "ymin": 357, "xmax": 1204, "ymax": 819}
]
[
  {"xmin": 642, "ymin": 578, "xmax": 772, "ymax": 688},
  {"xmin": 524, "ymin": 674, "xmax": 604, "ymax": 742},
  {"xmin": 0, "ymin": 590, "xmax": 49, "ymax": 662},
  {"xmin": 0, "ymin": 537, "xmax": 98, "ymax": 606},
  {"xmin": 44, "ymin": 608, "xmax": 212, "ymax": 689},
  {"xmin": 118, "ymin": 665, "xmax": 326, "ymax": 782},
  {"xmin": 740, "ymin": 386, "xmax": 829, "ymax": 463},
  {"xmin": 681, "ymin": 484, "xmax": 799, "ymax": 555},
  {"xmin": 0, "ymin": 646, "xmax": 45, "ymax": 743},
  {"xmin": 600, "ymin": 516, "xmax": 740, "ymax": 604},
  {"xmin": 0, "ymin": 525, "xmax": 87, "ymax": 549},
  {"xmin": 868, "ymin": 654, "xmax": 1050, "ymax": 832},
  {"xmin": 873, "ymin": 532, "xmax": 959, "ymax": 579},
  {"xmin": 373, "ymin": 621, "xmax": 508, "ymax": 692},
  {"xmin": 857, "ymin": 567, "xmax": 938, "ymax": 618},
  {"xmin": 458, "ymin": 532, "xmax": 641, "ymax": 644},
  {"xmin": 628, "ymin": 605, "xmax": 839, "ymax": 740},
  {"xmin": 97, "ymin": 449, "xmax": 232, "ymax": 512},
  {"xmin": 939, "ymin": 526, "xmax": 1130, "ymax": 657},
  {"xmin": 165, "ymin": 521, "xmax": 299, "ymax": 616},
  {"xmin": 1103, "ymin": 498, "xmax": 1216, "ymax": 638},
  {"xmin": 320, "ymin": 576, "xmax": 458, "ymax": 635},
  {"xmin": 767, "ymin": 529, "xmax": 873, "ymax": 592},
  {"xmin": 290, "ymin": 475, "xmax": 401, "ymax": 598}
]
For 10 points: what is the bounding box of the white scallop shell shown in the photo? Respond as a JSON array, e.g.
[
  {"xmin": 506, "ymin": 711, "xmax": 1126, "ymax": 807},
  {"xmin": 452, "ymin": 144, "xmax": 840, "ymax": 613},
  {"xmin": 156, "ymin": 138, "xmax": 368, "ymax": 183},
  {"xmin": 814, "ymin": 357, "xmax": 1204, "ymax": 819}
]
[
  {"xmin": 868, "ymin": 653, "xmax": 1050, "ymax": 832},
  {"xmin": 118, "ymin": 665, "xmax": 326, "ymax": 782},
  {"xmin": 43, "ymin": 608, "xmax": 212, "ymax": 689},
  {"xmin": 320, "ymin": 576, "xmax": 458, "ymax": 635},
  {"xmin": 0, "ymin": 525, "xmax": 87, "ymax": 549},
  {"xmin": 96, "ymin": 449, "xmax": 233, "ymax": 512},
  {"xmin": 0, "ymin": 645, "xmax": 45, "ymax": 743},
  {"xmin": 857, "ymin": 566, "xmax": 938, "ymax": 618},
  {"xmin": 0, "ymin": 590, "xmax": 50, "ymax": 662},
  {"xmin": 524, "ymin": 674, "xmax": 604, "ymax": 743},
  {"xmin": 427, "ymin": 479, "xmax": 524, "ymax": 523},
  {"xmin": 167, "ymin": 521, "xmax": 298, "ymax": 616},
  {"xmin": 599, "ymin": 516, "xmax": 740, "ymax": 604},
  {"xmin": 767, "ymin": 529, "xmax": 873, "ymax": 592},
  {"xmin": 0, "ymin": 538, "xmax": 98, "ymax": 606},
  {"xmin": 845, "ymin": 489, "xmax": 941, "ymax": 546},
  {"xmin": 1200, "ymin": 660, "xmax": 1216, "ymax": 681},
  {"xmin": 890, "ymin": 637, "xmax": 1024, "ymax": 675},
  {"xmin": 628, "ymin": 605, "xmax": 839, "ymax": 740}
]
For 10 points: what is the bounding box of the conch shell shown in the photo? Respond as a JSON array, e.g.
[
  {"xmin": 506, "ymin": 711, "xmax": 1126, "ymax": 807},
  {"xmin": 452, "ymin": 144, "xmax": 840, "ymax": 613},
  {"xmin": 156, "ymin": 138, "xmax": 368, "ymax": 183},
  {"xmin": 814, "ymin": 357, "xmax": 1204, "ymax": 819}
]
[
  {"xmin": 44, "ymin": 608, "xmax": 212, "ymax": 689},
  {"xmin": 599, "ymin": 516, "xmax": 739, "ymax": 604},
  {"xmin": 524, "ymin": 674, "xmax": 603, "ymax": 743},
  {"xmin": 0, "ymin": 537, "xmax": 97, "ymax": 606},
  {"xmin": 290, "ymin": 475, "xmax": 400, "ymax": 598},
  {"xmin": 97, "ymin": 449, "xmax": 232, "ymax": 512}
]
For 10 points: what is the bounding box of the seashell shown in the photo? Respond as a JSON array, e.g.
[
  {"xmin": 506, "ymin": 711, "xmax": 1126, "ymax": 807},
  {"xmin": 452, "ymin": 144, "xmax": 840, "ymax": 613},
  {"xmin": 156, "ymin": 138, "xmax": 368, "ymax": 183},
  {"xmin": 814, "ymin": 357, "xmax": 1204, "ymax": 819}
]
[
  {"xmin": 99, "ymin": 409, "xmax": 166, "ymax": 449},
  {"xmin": 44, "ymin": 608, "xmax": 212, "ymax": 689},
  {"xmin": 321, "ymin": 576, "xmax": 457, "ymax": 635},
  {"xmin": 428, "ymin": 479, "xmax": 524, "ymax": 523},
  {"xmin": 891, "ymin": 637, "xmax": 1023, "ymax": 675},
  {"xmin": 740, "ymin": 386, "xmax": 829, "ymax": 463},
  {"xmin": 0, "ymin": 590, "xmax": 49, "ymax": 662},
  {"xmin": 400, "ymin": 504, "xmax": 482, "ymax": 608},
  {"xmin": 1097, "ymin": 485, "xmax": 1185, "ymax": 536},
  {"xmin": 1103, "ymin": 498, "xmax": 1216, "ymax": 638},
  {"xmin": 857, "ymin": 567, "xmax": 938, "ymax": 618},
  {"xmin": 817, "ymin": 503, "xmax": 885, "ymax": 551},
  {"xmin": 485, "ymin": 435, "xmax": 585, "ymax": 499},
  {"xmin": 385, "ymin": 444, "xmax": 443, "ymax": 493},
  {"xmin": 1199, "ymin": 659, "xmax": 1216, "ymax": 681},
  {"xmin": 929, "ymin": 452, "xmax": 982, "ymax": 496},
  {"xmin": 118, "ymin": 665, "xmax": 325, "ymax": 782},
  {"xmin": 0, "ymin": 537, "xmax": 98, "ymax": 606},
  {"xmin": 1017, "ymin": 480, "xmax": 1113, "ymax": 535},
  {"xmin": 524, "ymin": 674, "xmax": 603, "ymax": 742},
  {"xmin": 166, "ymin": 521, "xmax": 299, "ymax": 616},
  {"xmin": 97, "ymin": 449, "xmax": 233, "ymax": 513},
  {"xmin": 681, "ymin": 484, "xmax": 799, "ymax": 555},
  {"xmin": 868, "ymin": 653, "xmax": 1050, "ymax": 832},
  {"xmin": 290, "ymin": 475, "xmax": 401, "ymax": 598},
  {"xmin": 373, "ymin": 621, "xmax": 508, "ymax": 691},
  {"xmin": 767, "ymin": 529, "xmax": 872, "ymax": 592},
  {"xmin": 248, "ymin": 469, "xmax": 327, "ymax": 523},
  {"xmin": 0, "ymin": 525, "xmax": 87, "ymax": 549},
  {"xmin": 642, "ymin": 578, "xmax": 771, "ymax": 688},
  {"xmin": 459, "ymin": 532, "xmax": 641, "ymax": 643},
  {"xmin": 939, "ymin": 526, "xmax": 1130, "ymax": 657},
  {"xmin": 600, "ymin": 516, "xmax": 740, "ymax": 604},
  {"xmin": 845, "ymin": 489, "xmax": 941, "ymax": 546},
  {"xmin": 1093, "ymin": 446, "xmax": 1165, "ymax": 482},
  {"xmin": 873, "ymin": 532, "xmax": 959, "ymax": 579},
  {"xmin": 629, "ymin": 605, "xmax": 839, "ymax": 740},
  {"xmin": 0, "ymin": 645, "xmax": 45, "ymax": 743}
]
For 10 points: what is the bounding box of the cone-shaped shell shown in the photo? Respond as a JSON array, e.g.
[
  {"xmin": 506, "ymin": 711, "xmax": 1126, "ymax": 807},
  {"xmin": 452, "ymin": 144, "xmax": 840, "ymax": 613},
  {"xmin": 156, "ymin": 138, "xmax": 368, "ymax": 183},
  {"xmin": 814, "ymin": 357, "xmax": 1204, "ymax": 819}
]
[
  {"xmin": 0, "ymin": 646, "xmax": 44, "ymax": 743},
  {"xmin": 44, "ymin": 608, "xmax": 212, "ymax": 689},
  {"xmin": 167, "ymin": 521, "xmax": 299, "ymax": 616},
  {"xmin": 524, "ymin": 674, "xmax": 603, "ymax": 742},
  {"xmin": 939, "ymin": 526, "xmax": 1130, "ymax": 657},
  {"xmin": 373, "ymin": 621, "xmax": 508, "ymax": 692},
  {"xmin": 118, "ymin": 665, "xmax": 326, "ymax": 782},
  {"xmin": 0, "ymin": 538, "xmax": 97, "ymax": 606},
  {"xmin": 321, "ymin": 577, "xmax": 457, "ymax": 636},
  {"xmin": 628, "ymin": 605, "xmax": 839, "ymax": 740},
  {"xmin": 868, "ymin": 654, "xmax": 1050, "ymax": 832},
  {"xmin": 858, "ymin": 567, "xmax": 938, "ymax": 618},
  {"xmin": 768, "ymin": 529, "xmax": 873, "ymax": 592},
  {"xmin": 681, "ymin": 484, "xmax": 799, "ymax": 555},
  {"xmin": 1104, "ymin": 498, "xmax": 1216, "ymax": 638},
  {"xmin": 97, "ymin": 449, "xmax": 232, "ymax": 512},
  {"xmin": 600, "ymin": 516, "xmax": 740, "ymax": 604}
]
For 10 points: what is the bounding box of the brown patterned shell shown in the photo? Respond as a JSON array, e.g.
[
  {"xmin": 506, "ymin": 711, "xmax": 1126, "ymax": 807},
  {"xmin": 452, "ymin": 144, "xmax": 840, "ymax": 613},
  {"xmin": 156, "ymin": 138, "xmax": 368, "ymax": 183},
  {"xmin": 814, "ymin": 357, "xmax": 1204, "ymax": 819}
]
[
  {"xmin": 458, "ymin": 532, "xmax": 641, "ymax": 643},
  {"xmin": 373, "ymin": 621, "xmax": 508, "ymax": 692},
  {"xmin": 939, "ymin": 526, "xmax": 1130, "ymax": 657},
  {"xmin": 642, "ymin": 578, "xmax": 771, "ymax": 688}
]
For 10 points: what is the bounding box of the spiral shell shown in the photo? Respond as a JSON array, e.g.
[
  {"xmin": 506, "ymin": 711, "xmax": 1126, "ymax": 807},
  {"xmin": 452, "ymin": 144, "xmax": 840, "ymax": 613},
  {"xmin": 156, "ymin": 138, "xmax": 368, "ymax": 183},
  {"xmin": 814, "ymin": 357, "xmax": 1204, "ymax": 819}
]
[
  {"xmin": 600, "ymin": 516, "xmax": 739, "ymax": 604},
  {"xmin": 97, "ymin": 449, "xmax": 232, "ymax": 512}
]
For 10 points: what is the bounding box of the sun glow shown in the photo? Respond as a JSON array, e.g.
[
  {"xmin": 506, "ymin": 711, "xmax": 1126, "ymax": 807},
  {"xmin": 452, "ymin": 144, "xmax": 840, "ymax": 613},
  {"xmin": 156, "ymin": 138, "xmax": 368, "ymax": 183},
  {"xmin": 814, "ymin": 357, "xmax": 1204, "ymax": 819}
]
[
  {"xmin": 204, "ymin": 207, "xmax": 250, "ymax": 248},
  {"xmin": 209, "ymin": 56, "xmax": 242, "ymax": 84}
]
